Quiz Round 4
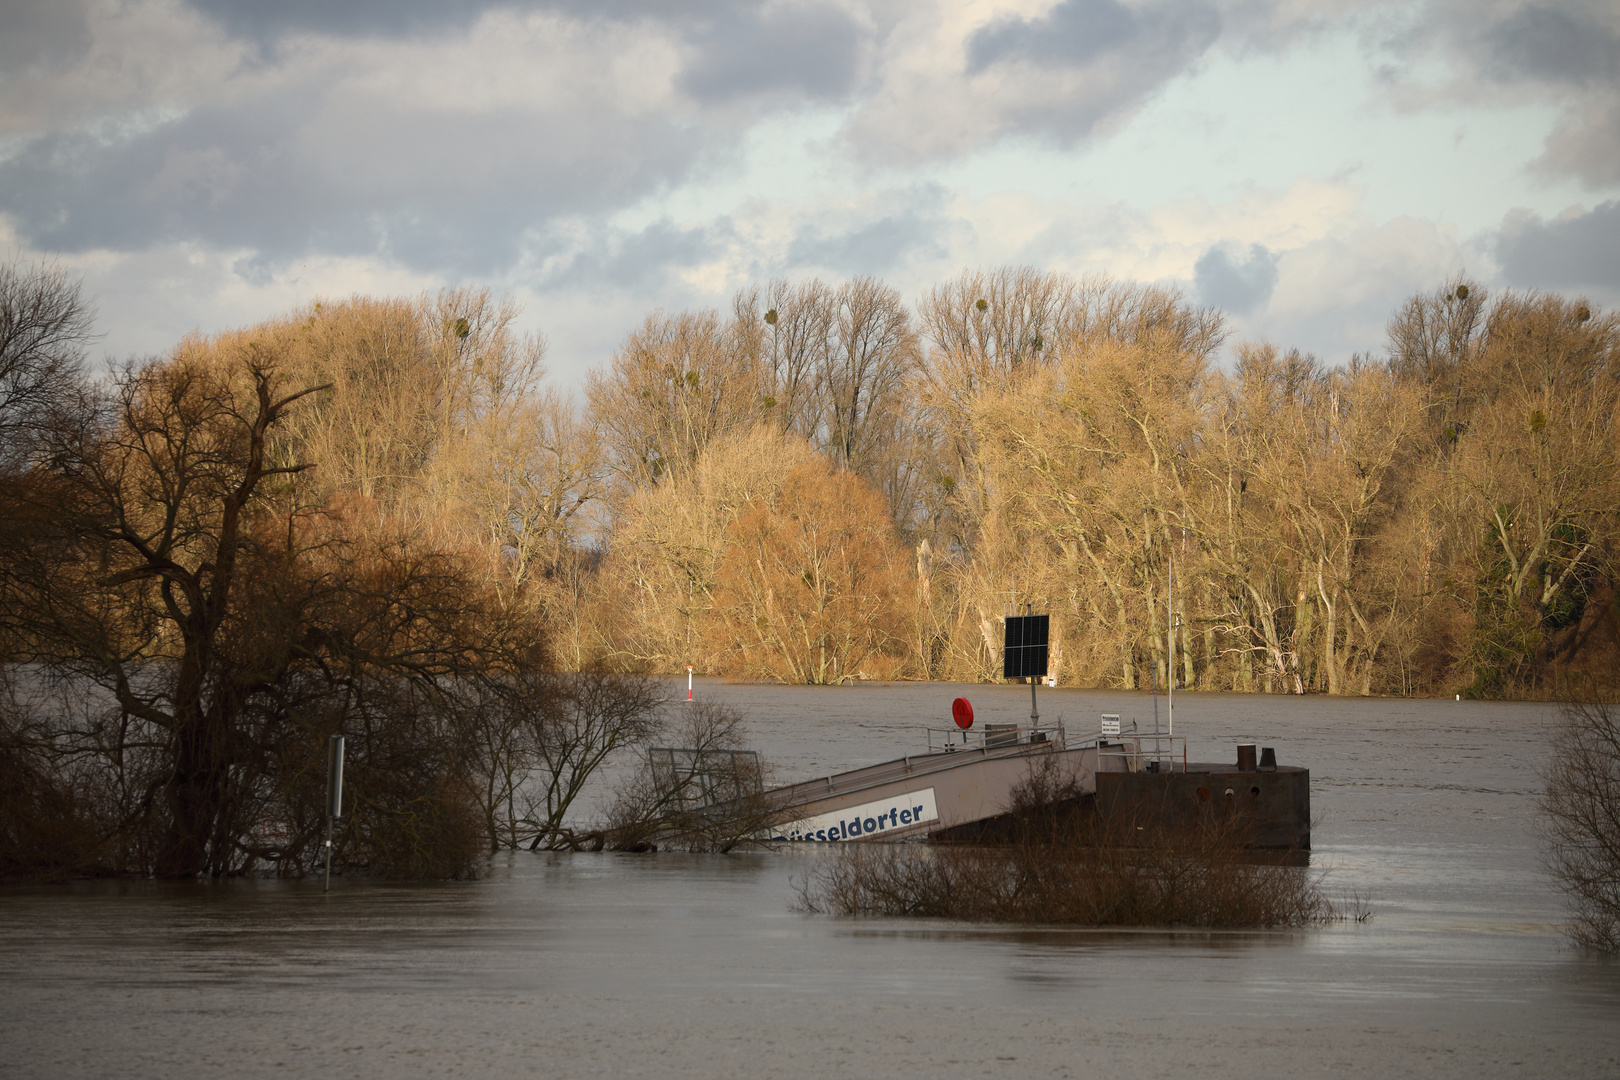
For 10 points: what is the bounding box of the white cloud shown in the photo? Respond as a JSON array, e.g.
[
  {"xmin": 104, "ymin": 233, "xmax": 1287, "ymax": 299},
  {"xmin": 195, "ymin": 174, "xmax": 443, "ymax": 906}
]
[{"xmin": 0, "ymin": 217, "xmax": 442, "ymax": 364}]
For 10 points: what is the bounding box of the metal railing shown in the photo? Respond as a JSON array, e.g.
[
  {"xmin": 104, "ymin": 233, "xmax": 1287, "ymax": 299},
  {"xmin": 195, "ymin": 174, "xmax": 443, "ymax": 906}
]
[
  {"xmin": 647, "ymin": 747, "xmax": 763, "ymax": 811},
  {"xmin": 923, "ymin": 722, "xmax": 1187, "ymax": 772},
  {"xmin": 1095, "ymin": 731, "xmax": 1188, "ymax": 774},
  {"xmin": 763, "ymin": 722, "xmax": 1190, "ymax": 815},
  {"xmin": 923, "ymin": 721, "xmax": 1070, "ymax": 754}
]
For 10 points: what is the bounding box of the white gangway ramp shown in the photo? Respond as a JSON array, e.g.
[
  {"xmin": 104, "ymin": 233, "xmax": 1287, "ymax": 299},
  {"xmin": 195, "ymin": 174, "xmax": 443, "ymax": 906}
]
[{"xmin": 763, "ymin": 724, "xmax": 1144, "ymax": 842}]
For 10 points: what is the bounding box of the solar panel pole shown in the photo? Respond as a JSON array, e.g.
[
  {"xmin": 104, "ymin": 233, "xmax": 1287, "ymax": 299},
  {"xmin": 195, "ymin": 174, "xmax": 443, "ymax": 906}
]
[
  {"xmin": 1167, "ymin": 554, "xmax": 1174, "ymax": 742},
  {"xmin": 1028, "ymin": 603, "xmax": 1039, "ymax": 726}
]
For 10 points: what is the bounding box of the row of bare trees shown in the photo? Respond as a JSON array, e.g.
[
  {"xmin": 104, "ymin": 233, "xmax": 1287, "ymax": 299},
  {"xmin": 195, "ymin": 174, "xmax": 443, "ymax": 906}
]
[
  {"xmin": 155, "ymin": 266, "xmax": 1603, "ymax": 702},
  {"xmin": 567, "ymin": 269, "xmax": 1617, "ymax": 699}
]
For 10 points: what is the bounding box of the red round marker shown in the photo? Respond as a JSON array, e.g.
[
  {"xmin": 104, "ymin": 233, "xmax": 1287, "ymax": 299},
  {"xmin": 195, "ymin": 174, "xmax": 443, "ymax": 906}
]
[{"xmin": 951, "ymin": 697, "xmax": 974, "ymax": 730}]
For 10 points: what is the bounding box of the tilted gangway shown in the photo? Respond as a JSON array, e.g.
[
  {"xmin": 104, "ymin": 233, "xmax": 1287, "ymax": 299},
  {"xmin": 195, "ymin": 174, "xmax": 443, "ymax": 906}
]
[{"xmin": 762, "ymin": 724, "xmax": 1186, "ymax": 843}]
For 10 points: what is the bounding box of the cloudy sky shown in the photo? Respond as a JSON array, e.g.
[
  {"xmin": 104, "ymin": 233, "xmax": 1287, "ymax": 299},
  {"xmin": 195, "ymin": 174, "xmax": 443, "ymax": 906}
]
[{"xmin": 3, "ymin": 0, "xmax": 1618, "ymax": 388}]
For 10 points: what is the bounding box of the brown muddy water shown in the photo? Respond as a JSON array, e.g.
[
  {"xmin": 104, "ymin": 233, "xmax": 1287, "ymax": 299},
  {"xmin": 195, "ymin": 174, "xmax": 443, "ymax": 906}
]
[{"xmin": 3, "ymin": 682, "xmax": 1618, "ymax": 1079}]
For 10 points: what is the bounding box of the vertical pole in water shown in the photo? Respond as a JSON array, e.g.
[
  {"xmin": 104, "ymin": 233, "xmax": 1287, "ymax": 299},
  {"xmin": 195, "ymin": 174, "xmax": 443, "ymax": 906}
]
[
  {"xmin": 324, "ymin": 734, "xmax": 344, "ymax": 894},
  {"xmin": 1151, "ymin": 663, "xmax": 1159, "ymax": 733},
  {"xmin": 1030, "ymin": 676, "xmax": 1039, "ymax": 727},
  {"xmin": 687, "ymin": 665, "xmax": 694, "ymax": 702},
  {"xmin": 1168, "ymin": 554, "xmax": 1174, "ymax": 742}
]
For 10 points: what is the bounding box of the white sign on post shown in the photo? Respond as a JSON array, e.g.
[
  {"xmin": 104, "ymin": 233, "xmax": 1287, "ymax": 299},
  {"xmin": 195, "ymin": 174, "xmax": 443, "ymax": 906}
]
[{"xmin": 1101, "ymin": 714, "xmax": 1121, "ymax": 737}]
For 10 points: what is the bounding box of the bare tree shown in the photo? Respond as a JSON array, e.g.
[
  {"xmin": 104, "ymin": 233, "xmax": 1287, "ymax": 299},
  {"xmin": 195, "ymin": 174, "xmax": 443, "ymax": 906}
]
[
  {"xmin": 1067, "ymin": 277, "xmax": 1226, "ymax": 362},
  {"xmin": 520, "ymin": 669, "xmax": 665, "ymax": 850},
  {"xmin": 586, "ymin": 308, "xmax": 765, "ymax": 494},
  {"xmin": 917, "ymin": 266, "xmax": 1073, "ymax": 415},
  {"xmin": 819, "ymin": 277, "xmax": 917, "ymax": 480},
  {"xmin": 603, "ymin": 701, "xmax": 781, "ymax": 853},
  {"xmin": 1385, "ymin": 276, "xmax": 1487, "ymax": 437},
  {"xmin": 756, "ymin": 277, "xmax": 835, "ymax": 439},
  {"xmin": 0, "ymin": 261, "xmax": 95, "ymax": 472},
  {"xmin": 58, "ymin": 351, "xmax": 328, "ymax": 876},
  {"xmin": 1542, "ymin": 696, "xmax": 1620, "ymax": 952},
  {"xmin": 270, "ymin": 295, "xmax": 435, "ymax": 503},
  {"xmin": 1434, "ymin": 293, "xmax": 1620, "ymax": 693}
]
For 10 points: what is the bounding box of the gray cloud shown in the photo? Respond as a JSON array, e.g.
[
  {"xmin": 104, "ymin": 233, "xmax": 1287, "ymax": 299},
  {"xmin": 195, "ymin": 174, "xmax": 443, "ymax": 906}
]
[
  {"xmin": 1195, "ymin": 243, "xmax": 1278, "ymax": 314},
  {"xmin": 188, "ymin": 0, "xmax": 484, "ymax": 42},
  {"xmin": 1479, "ymin": 3, "xmax": 1619, "ymax": 88},
  {"xmin": 676, "ymin": 2, "xmax": 864, "ymax": 103},
  {"xmin": 786, "ymin": 194, "xmax": 949, "ymax": 275},
  {"xmin": 968, "ymin": 0, "xmax": 1155, "ymax": 72},
  {"xmin": 533, "ymin": 219, "xmax": 731, "ymax": 294},
  {"xmin": 185, "ymin": 0, "xmax": 779, "ymax": 42},
  {"xmin": 945, "ymin": 2, "xmax": 1620, "ymax": 178},
  {"xmin": 1399, "ymin": 1, "xmax": 1620, "ymax": 187},
  {"xmin": 185, "ymin": 0, "xmax": 867, "ymax": 103},
  {"xmin": 1537, "ymin": 101, "xmax": 1620, "ymax": 186},
  {"xmin": 1496, "ymin": 201, "xmax": 1620, "ymax": 289},
  {"xmin": 0, "ymin": 85, "xmax": 704, "ymax": 277},
  {"xmin": 0, "ymin": 0, "xmax": 91, "ymax": 70},
  {"xmin": 0, "ymin": 0, "xmax": 877, "ymax": 279},
  {"xmin": 950, "ymin": 0, "xmax": 1222, "ymax": 147},
  {"xmin": 0, "ymin": 3, "xmax": 731, "ymax": 278}
]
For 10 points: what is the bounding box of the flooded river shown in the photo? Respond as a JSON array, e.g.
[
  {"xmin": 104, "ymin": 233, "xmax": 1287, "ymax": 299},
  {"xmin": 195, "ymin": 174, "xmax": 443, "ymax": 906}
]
[{"xmin": 3, "ymin": 682, "xmax": 1618, "ymax": 1078}]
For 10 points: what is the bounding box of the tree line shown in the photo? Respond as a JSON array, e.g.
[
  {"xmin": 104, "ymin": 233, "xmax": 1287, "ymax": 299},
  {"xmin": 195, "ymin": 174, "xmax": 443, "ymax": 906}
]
[{"xmin": 585, "ymin": 268, "xmax": 1618, "ymax": 698}]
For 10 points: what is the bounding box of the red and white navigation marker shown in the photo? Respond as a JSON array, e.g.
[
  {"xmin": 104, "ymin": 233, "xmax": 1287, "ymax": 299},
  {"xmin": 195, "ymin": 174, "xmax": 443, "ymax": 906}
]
[{"xmin": 687, "ymin": 665, "xmax": 694, "ymax": 702}]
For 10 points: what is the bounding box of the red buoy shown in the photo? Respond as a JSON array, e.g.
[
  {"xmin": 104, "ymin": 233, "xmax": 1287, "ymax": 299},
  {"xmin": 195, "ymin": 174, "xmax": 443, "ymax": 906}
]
[{"xmin": 951, "ymin": 697, "xmax": 974, "ymax": 730}]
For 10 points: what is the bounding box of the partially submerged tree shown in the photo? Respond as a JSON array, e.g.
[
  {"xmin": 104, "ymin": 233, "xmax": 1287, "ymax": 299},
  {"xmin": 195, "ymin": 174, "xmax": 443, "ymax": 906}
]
[
  {"xmin": 517, "ymin": 669, "xmax": 665, "ymax": 851},
  {"xmin": 603, "ymin": 701, "xmax": 780, "ymax": 853},
  {"xmin": 799, "ymin": 753, "xmax": 1329, "ymax": 927},
  {"xmin": 5, "ymin": 348, "xmax": 335, "ymax": 875},
  {"xmin": 1542, "ymin": 694, "xmax": 1620, "ymax": 952}
]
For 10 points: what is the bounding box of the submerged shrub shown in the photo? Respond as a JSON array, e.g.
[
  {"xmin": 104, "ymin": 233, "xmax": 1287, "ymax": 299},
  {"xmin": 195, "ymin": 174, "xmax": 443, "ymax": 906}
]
[
  {"xmin": 799, "ymin": 820, "xmax": 1326, "ymax": 928},
  {"xmin": 345, "ymin": 776, "xmax": 486, "ymax": 881},
  {"xmin": 799, "ymin": 761, "xmax": 1329, "ymax": 928}
]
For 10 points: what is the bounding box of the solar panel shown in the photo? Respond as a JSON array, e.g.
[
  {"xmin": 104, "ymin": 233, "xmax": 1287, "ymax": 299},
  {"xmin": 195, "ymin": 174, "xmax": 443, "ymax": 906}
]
[{"xmin": 1003, "ymin": 614, "xmax": 1049, "ymax": 679}]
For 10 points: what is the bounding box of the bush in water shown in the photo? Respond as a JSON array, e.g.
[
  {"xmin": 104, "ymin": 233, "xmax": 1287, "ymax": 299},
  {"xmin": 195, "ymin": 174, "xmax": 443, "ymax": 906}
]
[
  {"xmin": 1542, "ymin": 696, "xmax": 1620, "ymax": 953},
  {"xmin": 798, "ymin": 758, "xmax": 1330, "ymax": 928}
]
